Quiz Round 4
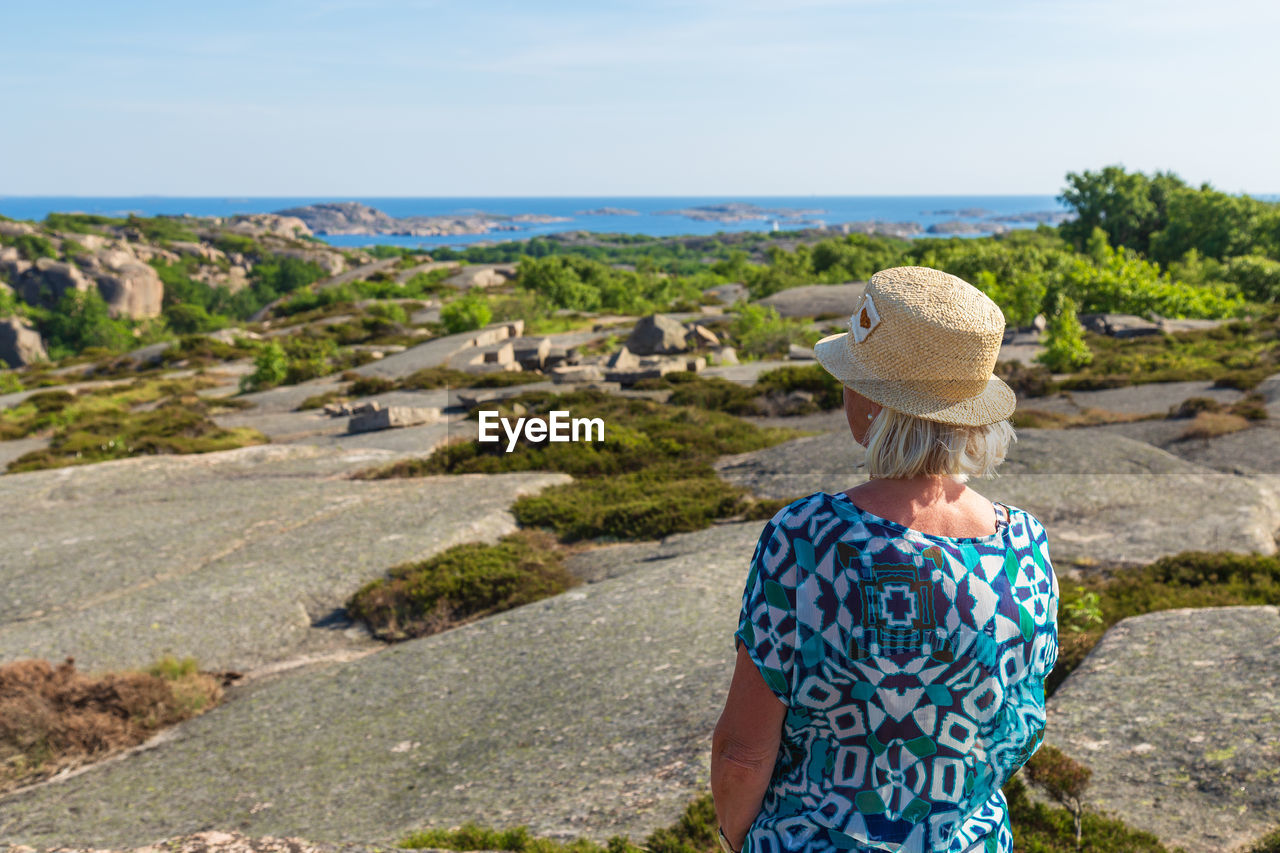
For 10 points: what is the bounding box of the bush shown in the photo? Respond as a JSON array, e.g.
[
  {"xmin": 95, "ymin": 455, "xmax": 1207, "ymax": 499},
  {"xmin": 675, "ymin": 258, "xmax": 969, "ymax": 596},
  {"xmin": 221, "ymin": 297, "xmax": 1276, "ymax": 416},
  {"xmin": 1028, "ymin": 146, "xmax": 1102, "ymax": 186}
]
[
  {"xmin": 441, "ymin": 289, "xmax": 493, "ymax": 334},
  {"xmin": 347, "ymin": 531, "xmax": 577, "ymax": 641},
  {"xmin": 0, "ymin": 656, "xmax": 222, "ymax": 793},
  {"xmin": 239, "ymin": 341, "xmax": 288, "ymax": 392},
  {"xmin": 1037, "ymin": 297, "xmax": 1092, "ymax": 373},
  {"xmin": 36, "ymin": 287, "xmax": 135, "ymax": 358},
  {"xmin": 164, "ymin": 302, "xmax": 227, "ymax": 335},
  {"xmin": 9, "ymin": 234, "xmax": 57, "ymax": 260},
  {"xmin": 728, "ymin": 304, "xmax": 816, "ymax": 359}
]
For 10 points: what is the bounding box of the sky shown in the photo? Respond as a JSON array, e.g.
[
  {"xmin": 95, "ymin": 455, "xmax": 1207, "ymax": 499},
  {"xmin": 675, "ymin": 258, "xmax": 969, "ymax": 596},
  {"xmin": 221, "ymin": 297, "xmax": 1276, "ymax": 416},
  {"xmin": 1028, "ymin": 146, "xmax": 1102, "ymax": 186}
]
[{"xmin": 1, "ymin": 0, "xmax": 1278, "ymax": 196}]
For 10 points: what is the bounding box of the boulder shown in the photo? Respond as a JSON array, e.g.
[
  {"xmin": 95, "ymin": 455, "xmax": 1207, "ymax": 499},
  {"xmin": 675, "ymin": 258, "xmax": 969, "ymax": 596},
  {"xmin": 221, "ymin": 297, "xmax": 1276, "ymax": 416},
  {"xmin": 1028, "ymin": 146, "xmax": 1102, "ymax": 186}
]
[
  {"xmin": 702, "ymin": 282, "xmax": 748, "ymax": 305},
  {"xmin": 686, "ymin": 323, "xmax": 721, "ymax": 348},
  {"xmin": 550, "ymin": 364, "xmax": 606, "ymax": 384},
  {"xmin": 1079, "ymin": 313, "xmax": 1162, "ymax": 338},
  {"xmin": 444, "ymin": 265, "xmax": 512, "ymax": 289},
  {"xmin": 626, "ymin": 313, "xmax": 688, "ymax": 355},
  {"xmin": 225, "ymin": 214, "xmax": 313, "ymax": 239},
  {"xmin": 605, "ymin": 345, "xmax": 641, "ymax": 371},
  {"xmin": 0, "ymin": 317, "xmax": 47, "ymax": 368},
  {"xmin": 348, "ymin": 404, "xmax": 441, "ymax": 433},
  {"xmin": 1047, "ymin": 607, "xmax": 1280, "ymax": 852},
  {"xmin": 787, "ymin": 343, "xmax": 816, "ymax": 360},
  {"xmin": 714, "ymin": 346, "xmax": 740, "ymax": 366},
  {"xmin": 755, "ymin": 282, "xmax": 865, "ymax": 319},
  {"xmin": 168, "ymin": 241, "xmax": 228, "ymax": 264},
  {"xmin": 511, "ymin": 336, "xmax": 552, "ymax": 370},
  {"xmin": 19, "ymin": 258, "xmax": 93, "ymax": 307},
  {"xmin": 0, "ymin": 220, "xmax": 36, "ymax": 237},
  {"xmin": 94, "ymin": 260, "xmax": 164, "ymax": 319},
  {"xmin": 273, "ymin": 248, "xmax": 345, "ymax": 276}
]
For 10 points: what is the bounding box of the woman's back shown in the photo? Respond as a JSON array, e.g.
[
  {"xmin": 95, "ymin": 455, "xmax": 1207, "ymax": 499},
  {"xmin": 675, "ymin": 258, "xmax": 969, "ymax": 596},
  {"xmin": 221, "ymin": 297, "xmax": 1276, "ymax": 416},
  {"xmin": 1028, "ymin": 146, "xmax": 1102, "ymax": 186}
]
[{"xmin": 736, "ymin": 491, "xmax": 1059, "ymax": 853}]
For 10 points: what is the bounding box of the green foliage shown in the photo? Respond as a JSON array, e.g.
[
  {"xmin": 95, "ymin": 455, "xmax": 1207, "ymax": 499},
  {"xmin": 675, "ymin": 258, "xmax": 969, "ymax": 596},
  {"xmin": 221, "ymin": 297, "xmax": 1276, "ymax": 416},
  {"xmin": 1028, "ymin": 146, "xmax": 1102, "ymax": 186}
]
[
  {"xmin": 1053, "ymin": 314, "xmax": 1280, "ymax": 391},
  {"xmin": 516, "ymin": 255, "xmax": 704, "ymax": 315},
  {"xmin": 1245, "ymin": 826, "xmax": 1280, "ymax": 853},
  {"xmin": 251, "ymin": 256, "xmax": 328, "ymax": 301},
  {"xmin": 212, "ymin": 234, "xmax": 259, "ymax": 256},
  {"xmin": 1025, "ymin": 745, "xmax": 1092, "ymax": 849},
  {"xmin": 0, "ymin": 370, "xmax": 22, "ymax": 393},
  {"xmin": 347, "ymin": 531, "xmax": 577, "ymax": 641},
  {"xmin": 1050, "ymin": 550, "xmax": 1280, "ymax": 695},
  {"xmin": 359, "ymin": 390, "xmax": 796, "ymax": 542},
  {"xmin": 9, "ymin": 234, "xmax": 57, "ymax": 260},
  {"xmin": 1004, "ymin": 777, "xmax": 1171, "ymax": 852},
  {"xmin": 1058, "ymin": 165, "xmax": 1186, "ymax": 255},
  {"xmin": 728, "ymin": 303, "xmax": 818, "ymax": 359},
  {"xmin": 441, "ymin": 289, "xmax": 493, "ymax": 334},
  {"xmin": 386, "ymin": 366, "xmax": 544, "ymax": 391},
  {"xmin": 633, "ymin": 365, "xmax": 842, "ymax": 416},
  {"xmin": 146, "ymin": 655, "xmax": 200, "ymax": 681},
  {"xmin": 810, "ymin": 233, "xmax": 910, "ymax": 281},
  {"xmin": 3, "ymin": 377, "xmax": 267, "ymax": 472},
  {"xmin": 43, "ymin": 213, "xmax": 125, "ymax": 233},
  {"xmin": 1224, "ymin": 254, "xmax": 1280, "ymax": 303},
  {"xmin": 1036, "ymin": 297, "xmax": 1093, "ymax": 372},
  {"xmin": 239, "ymin": 341, "xmax": 288, "ymax": 392},
  {"xmin": 400, "ymin": 791, "xmax": 716, "ymax": 853},
  {"xmin": 36, "ymin": 288, "xmax": 135, "ymax": 358},
  {"xmin": 125, "ymin": 215, "xmax": 198, "ymax": 244},
  {"xmin": 1062, "ymin": 587, "xmax": 1103, "ymax": 633},
  {"xmin": 163, "ymin": 302, "xmax": 227, "ymax": 335},
  {"xmin": 364, "ymin": 300, "xmax": 408, "ymax": 325}
]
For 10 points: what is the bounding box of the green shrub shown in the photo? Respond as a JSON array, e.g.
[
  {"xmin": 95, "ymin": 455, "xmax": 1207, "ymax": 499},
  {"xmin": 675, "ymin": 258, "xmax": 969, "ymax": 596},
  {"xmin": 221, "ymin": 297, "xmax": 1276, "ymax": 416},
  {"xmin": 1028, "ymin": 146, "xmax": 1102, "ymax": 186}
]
[
  {"xmin": 239, "ymin": 341, "xmax": 288, "ymax": 392},
  {"xmin": 728, "ymin": 304, "xmax": 817, "ymax": 359},
  {"xmin": 10, "ymin": 234, "xmax": 57, "ymax": 260},
  {"xmin": 1003, "ymin": 776, "xmax": 1170, "ymax": 852},
  {"xmin": 1050, "ymin": 550, "xmax": 1280, "ymax": 694},
  {"xmin": 514, "ymin": 464, "xmax": 749, "ymax": 541},
  {"xmin": 347, "ymin": 375, "xmax": 397, "ymax": 396},
  {"xmin": 396, "ymin": 366, "xmax": 544, "ymax": 391},
  {"xmin": 347, "ymin": 531, "xmax": 576, "ymax": 641},
  {"xmin": 357, "ymin": 390, "xmax": 796, "ymax": 542},
  {"xmin": 36, "ymin": 287, "xmax": 135, "ymax": 358},
  {"xmin": 364, "ymin": 301, "xmax": 408, "ymax": 324},
  {"xmin": 1025, "ymin": 745, "xmax": 1092, "ymax": 849},
  {"xmin": 441, "ymin": 289, "xmax": 492, "ymax": 334},
  {"xmin": 43, "ymin": 213, "xmax": 125, "ymax": 233},
  {"xmin": 1037, "ymin": 297, "xmax": 1093, "ymax": 372},
  {"xmin": 164, "ymin": 302, "xmax": 227, "ymax": 335}
]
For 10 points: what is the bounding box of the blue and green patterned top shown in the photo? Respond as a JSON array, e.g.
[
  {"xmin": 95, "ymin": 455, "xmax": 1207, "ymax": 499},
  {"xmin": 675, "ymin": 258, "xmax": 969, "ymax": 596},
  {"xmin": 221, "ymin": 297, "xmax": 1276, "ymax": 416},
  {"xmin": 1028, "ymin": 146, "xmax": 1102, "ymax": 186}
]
[{"xmin": 735, "ymin": 491, "xmax": 1059, "ymax": 853}]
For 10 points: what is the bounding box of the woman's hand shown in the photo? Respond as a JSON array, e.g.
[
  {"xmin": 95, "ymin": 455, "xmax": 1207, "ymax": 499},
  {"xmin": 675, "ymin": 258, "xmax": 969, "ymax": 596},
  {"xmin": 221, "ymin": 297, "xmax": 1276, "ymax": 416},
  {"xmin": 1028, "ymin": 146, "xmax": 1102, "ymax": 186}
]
[{"xmin": 711, "ymin": 643, "xmax": 787, "ymax": 851}]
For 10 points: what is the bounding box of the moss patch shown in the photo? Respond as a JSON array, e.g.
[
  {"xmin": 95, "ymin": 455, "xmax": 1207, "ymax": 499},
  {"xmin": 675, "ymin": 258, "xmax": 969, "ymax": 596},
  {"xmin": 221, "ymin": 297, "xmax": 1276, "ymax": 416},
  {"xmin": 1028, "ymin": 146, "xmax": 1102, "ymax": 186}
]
[
  {"xmin": 347, "ymin": 530, "xmax": 578, "ymax": 642},
  {"xmin": 354, "ymin": 390, "xmax": 796, "ymax": 541},
  {"xmin": 0, "ymin": 655, "xmax": 222, "ymax": 794},
  {"xmin": 1050, "ymin": 550, "xmax": 1280, "ymax": 695},
  {"xmin": 633, "ymin": 364, "xmax": 843, "ymax": 417},
  {"xmin": 399, "ymin": 785, "xmax": 1175, "ymax": 853},
  {"xmin": 2, "ymin": 376, "xmax": 267, "ymax": 473}
]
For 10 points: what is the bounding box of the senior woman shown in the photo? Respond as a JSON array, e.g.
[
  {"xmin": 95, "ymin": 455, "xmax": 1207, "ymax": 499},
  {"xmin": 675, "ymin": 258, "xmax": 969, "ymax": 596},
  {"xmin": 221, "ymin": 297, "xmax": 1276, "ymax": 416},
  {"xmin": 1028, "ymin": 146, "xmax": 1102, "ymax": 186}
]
[{"xmin": 711, "ymin": 267, "xmax": 1059, "ymax": 853}]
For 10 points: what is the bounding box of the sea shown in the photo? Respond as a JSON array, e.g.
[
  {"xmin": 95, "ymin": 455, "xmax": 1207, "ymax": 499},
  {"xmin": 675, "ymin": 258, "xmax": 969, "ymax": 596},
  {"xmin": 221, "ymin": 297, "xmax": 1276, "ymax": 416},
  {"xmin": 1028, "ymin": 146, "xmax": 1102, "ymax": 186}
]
[{"xmin": 0, "ymin": 195, "xmax": 1069, "ymax": 249}]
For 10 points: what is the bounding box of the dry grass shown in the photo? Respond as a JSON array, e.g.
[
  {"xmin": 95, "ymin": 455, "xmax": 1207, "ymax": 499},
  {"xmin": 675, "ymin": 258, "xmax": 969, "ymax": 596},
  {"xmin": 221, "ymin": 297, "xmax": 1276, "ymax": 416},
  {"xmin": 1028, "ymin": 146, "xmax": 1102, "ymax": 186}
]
[
  {"xmin": 1178, "ymin": 410, "xmax": 1252, "ymax": 441},
  {"xmin": 0, "ymin": 656, "xmax": 223, "ymax": 793},
  {"xmin": 1011, "ymin": 406, "xmax": 1160, "ymax": 430}
]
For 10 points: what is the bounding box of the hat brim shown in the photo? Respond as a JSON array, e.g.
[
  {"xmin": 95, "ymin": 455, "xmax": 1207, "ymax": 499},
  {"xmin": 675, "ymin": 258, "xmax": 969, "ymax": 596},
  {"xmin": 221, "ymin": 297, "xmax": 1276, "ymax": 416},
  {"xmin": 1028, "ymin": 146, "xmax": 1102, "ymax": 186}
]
[{"xmin": 813, "ymin": 332, "xmax": 1016, "ymax": 427}]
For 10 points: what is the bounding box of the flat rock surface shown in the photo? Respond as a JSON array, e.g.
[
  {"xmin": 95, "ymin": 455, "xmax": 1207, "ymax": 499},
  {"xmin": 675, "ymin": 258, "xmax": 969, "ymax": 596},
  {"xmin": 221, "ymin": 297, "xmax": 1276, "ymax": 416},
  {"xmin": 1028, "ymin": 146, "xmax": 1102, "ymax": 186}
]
[
  {"xmin": 714, "ymin": 428, "xmax": 1280, "ymax": 565},
  {"xmin": 0, "ymin": 444, "xmax": 570, "ymax": 673},
  {"xmin": 1021, "ymin": 380, "xmax": 1245, "ymax": 416},
  {"xmin": 754, "ymin": 283, "xmax": 864, "ymax": 318},
  {"xmin": 1047, "ymin": 606, "xmax": 1280, "ymax": 852},
  {"xmin": 0, "ymin": 522, "xmax": 762, "ymax": 849}
]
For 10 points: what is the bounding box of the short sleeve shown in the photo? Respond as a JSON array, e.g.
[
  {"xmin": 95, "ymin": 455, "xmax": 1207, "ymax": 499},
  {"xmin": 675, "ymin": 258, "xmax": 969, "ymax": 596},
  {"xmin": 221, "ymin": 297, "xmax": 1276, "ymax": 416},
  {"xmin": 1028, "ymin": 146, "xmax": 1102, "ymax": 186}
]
[{"xmin": 734, "ymin": 515, "xmax": 797, "ymax": 707}]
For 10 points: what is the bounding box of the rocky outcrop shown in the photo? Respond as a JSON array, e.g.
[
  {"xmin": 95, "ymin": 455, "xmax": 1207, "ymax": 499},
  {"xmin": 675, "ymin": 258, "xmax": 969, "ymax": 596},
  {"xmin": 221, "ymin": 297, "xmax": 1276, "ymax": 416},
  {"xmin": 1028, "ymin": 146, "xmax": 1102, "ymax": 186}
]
[
  {"xmin": 626, "ymin": 313, "xmax": 688, "ymax": 355},
  {"xmin": 93, "ymin": 256, "xmax": 164, "ymax": 319},
  {"xmin": 0, "ymin": 220, "xmax": 37, "ymax": 237},
  {"xmin": 713, "ymin": 425, "xmax": 1280, "ymax": 566},
  {"xmin": 0, "ymin": 519, "xmax": 758, "ymax": 849},
  {"xmin": 0, "ymin": 316, "xmax": 48, "ymax": 368},
  {"xmin": 224, "ymin": 214, "xmax": 313, "ymax": 239},
  {"xmin": 442, "ymin": 264, "xmax": 515, "ymax": 289},
  {"xmin": 275, "ymin": 202, "xmax": 568, "ymax": 237},
  {"xmin": 754, "ymin": 282, "xmax": 865, "ymax": 319},
  {"xmin": 272, "ymin": 247, "xmax": 345, "ymax": 276},
  {"xmin": 1047, "ymin": 607, "xmax": 1280, "ymax": 852},
  {"xmin": 18, "ymin": 258, "xmax": 93, "ymax": 307}
]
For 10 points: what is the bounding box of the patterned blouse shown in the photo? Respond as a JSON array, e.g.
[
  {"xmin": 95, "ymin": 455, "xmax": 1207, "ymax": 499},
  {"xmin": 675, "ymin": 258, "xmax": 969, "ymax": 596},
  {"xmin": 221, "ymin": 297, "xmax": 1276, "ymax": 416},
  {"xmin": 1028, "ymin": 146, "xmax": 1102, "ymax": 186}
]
[{"xmin": 735, "ymin": 491, "xmax": 1059, "ymax": 853}]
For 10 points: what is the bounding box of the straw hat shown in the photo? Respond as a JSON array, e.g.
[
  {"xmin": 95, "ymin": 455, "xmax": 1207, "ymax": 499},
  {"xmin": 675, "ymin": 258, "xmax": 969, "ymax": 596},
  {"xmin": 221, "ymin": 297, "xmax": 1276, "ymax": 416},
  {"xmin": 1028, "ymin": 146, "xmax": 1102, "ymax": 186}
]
[{"xmin": 813, "ymin": 266, "xmax": 1015, "ymax": 426}]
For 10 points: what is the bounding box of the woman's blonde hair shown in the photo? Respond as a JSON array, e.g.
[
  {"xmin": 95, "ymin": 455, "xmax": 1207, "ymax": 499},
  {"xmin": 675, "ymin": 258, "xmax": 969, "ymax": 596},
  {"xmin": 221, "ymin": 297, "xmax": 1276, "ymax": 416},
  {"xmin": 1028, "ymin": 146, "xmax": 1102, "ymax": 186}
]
[{"xmin": 864, "ymin": 407, "xmax": 1016, "ymax": 481}]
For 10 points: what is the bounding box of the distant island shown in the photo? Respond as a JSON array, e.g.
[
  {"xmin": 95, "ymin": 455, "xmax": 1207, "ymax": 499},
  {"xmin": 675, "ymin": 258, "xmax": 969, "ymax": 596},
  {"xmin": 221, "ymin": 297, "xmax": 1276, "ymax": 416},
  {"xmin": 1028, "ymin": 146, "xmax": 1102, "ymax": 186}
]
[
  {"xmin": 920, "ymin": 207, "xmax": 994, "ymax": 217},
  {"xmin": 576, "ymin": 207, "xmax": 640, "ymax": 216},
  {"xmin": 275, "ymin": 202, "xmax": 570, "ymax": 237},
  {"xmin": 655, "ymin": 202, "xmax": 825, "ymax": 224}
]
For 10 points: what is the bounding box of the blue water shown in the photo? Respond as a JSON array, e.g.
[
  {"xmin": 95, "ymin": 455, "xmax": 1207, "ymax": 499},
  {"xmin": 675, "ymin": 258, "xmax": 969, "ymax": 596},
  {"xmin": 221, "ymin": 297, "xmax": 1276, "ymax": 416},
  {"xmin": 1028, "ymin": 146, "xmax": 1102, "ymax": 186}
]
[{"xmin": 0, "ymin": 195, "xmax": 1070, "ymax": 248}]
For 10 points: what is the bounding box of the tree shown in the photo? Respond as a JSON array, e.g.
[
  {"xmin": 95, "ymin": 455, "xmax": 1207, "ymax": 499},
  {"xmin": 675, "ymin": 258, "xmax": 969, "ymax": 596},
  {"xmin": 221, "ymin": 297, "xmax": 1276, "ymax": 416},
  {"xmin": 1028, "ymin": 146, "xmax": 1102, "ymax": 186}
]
[
  {"xmin": 1058, "ymin": 166, "xmax": 1185, "ymax": 255},
  {"xmin": 440, "ymin": 289, "xmax": 493, "ymax": 334},
  {"xmin": 1036, "ymin": 296, "xmax": 1092, "ymax": 373},
  {"xmin": 38, "ymin": 287, "xmax": 134, "ymax": 358},
  {"xmin": 239, "ymin": 341, "xmax": 288, "ymax": 392},
  {"xmin": 1025, "ymin": 744, "xmax": 1093, "ymax": 850}
]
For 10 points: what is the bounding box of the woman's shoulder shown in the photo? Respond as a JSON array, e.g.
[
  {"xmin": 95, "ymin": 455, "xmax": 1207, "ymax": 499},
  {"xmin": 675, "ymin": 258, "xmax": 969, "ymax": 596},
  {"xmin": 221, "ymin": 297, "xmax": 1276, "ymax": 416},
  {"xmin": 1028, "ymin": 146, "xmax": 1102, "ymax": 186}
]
[
  {"xmin": 763, "ymin": 491, "xmax": 846, "ymax": 528},
  {"xmin": 994, "ymin": 501, "xmax": 1050, "ymax": 540}
]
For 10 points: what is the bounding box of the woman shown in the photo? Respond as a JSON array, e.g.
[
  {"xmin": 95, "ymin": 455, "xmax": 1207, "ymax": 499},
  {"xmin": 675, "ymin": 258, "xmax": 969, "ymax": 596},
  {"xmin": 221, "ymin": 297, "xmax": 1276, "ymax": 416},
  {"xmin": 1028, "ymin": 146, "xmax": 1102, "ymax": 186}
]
[{"xmin": 711, "ymin": 267, "xmax": 1059, "ymax": 853}]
